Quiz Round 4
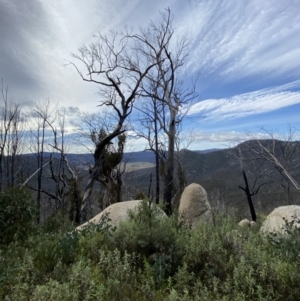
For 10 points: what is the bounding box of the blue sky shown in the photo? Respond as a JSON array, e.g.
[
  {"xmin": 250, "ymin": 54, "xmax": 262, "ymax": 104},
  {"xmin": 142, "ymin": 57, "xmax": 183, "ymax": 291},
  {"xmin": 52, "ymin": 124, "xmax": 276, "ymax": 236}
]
[{"xmin": 1, "ymin": 0, "xmax": 300, "ymax": 151}]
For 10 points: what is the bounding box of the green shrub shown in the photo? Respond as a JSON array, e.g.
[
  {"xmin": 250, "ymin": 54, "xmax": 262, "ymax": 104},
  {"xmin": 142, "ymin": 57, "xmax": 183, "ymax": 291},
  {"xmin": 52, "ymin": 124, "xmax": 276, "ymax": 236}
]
[
  {"xmin": 0, "ymin": 187, "xmax": 37, "ymax": 246},
  {"xmin": 78, "ymin": 211, "xmax": 115, "ymax": 236},
  {"xmin": 41, "ymin": 209, "xmax": 75, "ymax": 234},
  {"xmin": 31, "ymin": 231, "xmax": 79, "ymax": 277},
  {"xmin": 171, "ymin": 214, "xmax": 300, "ymax": 300},
  {"xmin": 111, "ymin": 200, "xmax": 189, "ymax": 284},
  {"xmin": 75, "ymin": 211, "xmax": 116, "ymax": 262},
  {"xmin": 268, "ymin": 216, "xmax": 300, "ymax": 264},
  {"xmin": 135, "ymin": 191, "xmax": 146, "ymax": 200},
  {"xmin": 2, "ymin": 202, "xmax": 300, "ymax": 300}
]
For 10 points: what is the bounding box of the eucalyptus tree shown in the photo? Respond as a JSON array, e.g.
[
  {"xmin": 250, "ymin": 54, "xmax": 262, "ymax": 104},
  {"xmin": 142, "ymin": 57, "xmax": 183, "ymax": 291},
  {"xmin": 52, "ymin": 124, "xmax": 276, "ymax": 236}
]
[
  {"xmin": 28, "ymin": 100, "xmax": 57, "ymax": 223},
  {"xmin": 134, "ymin": 95, "xmax": 164, "ymax": 204},
  {"xmin": 0, "ymin": 80, "xmax": 24, "ymax": 192},
  {"xmin": 77, "ymin": 111, "xmax": 127, "ymax": 209},
  {"xmin": 233, "ymin": 146, "xmax": 272, "ymax": 222},
  {"xmin": 129, "ymin": 8, "xmax": 197, "ymax": 214},
  {"xmin": 71, "ymin": 32, "xmax": 159, "ymax": 217},
  {"xmin": 71, "ymin": 8, "xmax": 197, "ymax": 218},
  {"xmin": 47, "ymin": 109, "xmax": 82, "ymax": 223},
  {"xmin": 25, "ymin": 104, "xmax": 82, "ymax": 223},
  {"xmin": 248, "ymin": 128, "xmax": 300, "ymax": 202}
]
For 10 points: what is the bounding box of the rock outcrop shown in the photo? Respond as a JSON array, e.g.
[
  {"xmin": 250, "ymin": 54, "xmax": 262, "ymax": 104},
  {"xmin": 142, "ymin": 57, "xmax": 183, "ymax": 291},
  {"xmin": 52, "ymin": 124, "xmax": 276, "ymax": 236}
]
[
  {"xmin": 260, "ymin": 205, "xmax": 300, "ymax": 234},
  {"xmin": 76, "ymin": 200, "xmax": 166, "ymax": 231},
  {"xmin": 179, "ymin": 183, "xmax": 212, "ymax": 229}
]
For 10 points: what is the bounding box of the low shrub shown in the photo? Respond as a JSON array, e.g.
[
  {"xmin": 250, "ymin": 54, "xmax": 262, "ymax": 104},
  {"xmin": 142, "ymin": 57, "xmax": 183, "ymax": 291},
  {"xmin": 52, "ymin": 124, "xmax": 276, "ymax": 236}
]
[
  {"xmin": 2, "ymin": 203, "xmax": 300, "ymax": 300},
  {"xmin": 110, "ymin": 200, "xmax": 189, "ymax": 283},
  {"xmin": 0, "ymin": 187, "xmax": 37, "ymax": 246},
  {"xmin": 76, "ymin": 212, "xmax": 115, "ymax": 262},
  {"xmin": 268, "ymin": 216, "xmax": 300, "ymax": 264},
  {"xmin": 171, "ymin": 214, "xmax": 300, "ymax": 300},
  {"xmin": 41, "ymin": 209, "xmax": 75, "ymax": 234}
]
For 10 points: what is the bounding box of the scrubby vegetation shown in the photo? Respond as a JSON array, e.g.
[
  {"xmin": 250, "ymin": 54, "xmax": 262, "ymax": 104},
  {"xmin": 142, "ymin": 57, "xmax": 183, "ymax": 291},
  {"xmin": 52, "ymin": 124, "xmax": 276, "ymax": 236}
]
[{"xmin": 1, "ymin": 197, "xmax": 300, "ymax": 301}]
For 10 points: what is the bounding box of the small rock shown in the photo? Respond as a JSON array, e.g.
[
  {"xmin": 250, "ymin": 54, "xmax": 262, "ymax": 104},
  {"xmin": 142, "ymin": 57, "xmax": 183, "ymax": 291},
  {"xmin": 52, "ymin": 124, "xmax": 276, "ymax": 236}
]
[{"xmin": 238, "ymin": 219, "xmax": 250, "ymax": 227}]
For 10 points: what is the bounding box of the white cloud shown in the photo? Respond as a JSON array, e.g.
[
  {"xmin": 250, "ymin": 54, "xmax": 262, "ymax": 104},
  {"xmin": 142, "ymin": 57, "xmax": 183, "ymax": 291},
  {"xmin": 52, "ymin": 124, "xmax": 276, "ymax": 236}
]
[
  {"xmin": 1, "ymin": 0, "xmax": 180, "ymax": 111},
  {"xmin": 2, "ymin": 0, "xmax": 300, "ymax": 142},
  {"xmin": 181, "ymin": 0, "xmax": 300, "ymax": 81},
  {"xmin": 190, "ymin": 129, "xmax": 289, "ymax": 150},
  {"xmin": 188, "ymin": 80, "xmax": 300, "ymax": 120},
  {"xmin": 187, "ymin": 130, "xmax": 241, "ymax": 150},
  {"xmin": 194, "ymin": 131, "xmax": 248, "ymax": 143}
]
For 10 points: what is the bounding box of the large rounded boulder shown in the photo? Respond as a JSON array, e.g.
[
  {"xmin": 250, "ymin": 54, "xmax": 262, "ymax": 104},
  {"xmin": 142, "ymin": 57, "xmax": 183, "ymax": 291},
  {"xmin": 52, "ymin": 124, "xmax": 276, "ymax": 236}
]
[
  {"xmin": 179, "ymin": 183, "xmax": 212, "ymax": 229},
  {"xmin": 260, "ymin": 205, "xmax": 300, "ymax": 234},
  {"xmin": 76, "ymin": 200, "xmax": 166, "ymax": 231}
]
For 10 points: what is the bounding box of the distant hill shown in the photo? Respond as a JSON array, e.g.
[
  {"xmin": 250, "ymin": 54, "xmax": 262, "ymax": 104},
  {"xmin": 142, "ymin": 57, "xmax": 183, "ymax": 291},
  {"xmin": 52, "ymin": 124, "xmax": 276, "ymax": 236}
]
[
  {"xmin": 194, "ymin": 148, "xmax": 221, "ymax": 154},
  {"xmin": 20, "ymin": 140, "xmax": 300, "ymax": 219},
  {"xmin": 123, "ymin": 151, "xmax": 156, "ymax": 164},
  {"xmin": 22, "ymin": 148, "xmax": 222, "ymax": 166},
  {"xmin": 124, "ymin": 139, "xmax": 300, "ymax": 218}
]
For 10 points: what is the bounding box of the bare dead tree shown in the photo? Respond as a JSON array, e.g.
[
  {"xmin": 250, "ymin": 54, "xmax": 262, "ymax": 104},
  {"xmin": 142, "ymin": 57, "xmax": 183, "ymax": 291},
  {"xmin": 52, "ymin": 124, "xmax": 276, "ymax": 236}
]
[
  {"xmin": 248, "ymin": 127, "xmax": 300, "ymax": 198},
  {"xmin": 25, "ymin": 106, "xmax": 82, "ymax": 223},
  {"xmin": 90, "ymin": 128, "xmax": 126, "ymax": 208},
  {"xmin": 76, "ymin": 111, "xmax": 128, "ymax": 210},
  {"xmin": 128, "ymin": 8, "xmax": 197, "ymax": 215},
  {"xmin": 29, "ymin": 100, "xmax": 56, "ymax": 223},
  {"xmin": 47, "ymin": 109, "xmax": 82, "ymax": 223},
  {"xmin": 134, "ymin": 95, "xmax": 194, "ymax": 207},
  {"xmin": 5, "ymin": 104, "xmax": 24, "ymax": 188},
  {"xmin": 174, "ymin": 125, "xmax": 195, "ymax": 198},
  {"xmin": 0, "ymin": 80, "xmax": 24, "ymax": 192},
  {"xmin": 232, "ymin": 146, "xmax": 273, "ymax": 221},
  {"xmin": 70, "ymin": 31, "xmax": 159, "ymax": 219},
  {"xmin": 134, "ymin": 95, "xmax": 165, "ymax": 204}
]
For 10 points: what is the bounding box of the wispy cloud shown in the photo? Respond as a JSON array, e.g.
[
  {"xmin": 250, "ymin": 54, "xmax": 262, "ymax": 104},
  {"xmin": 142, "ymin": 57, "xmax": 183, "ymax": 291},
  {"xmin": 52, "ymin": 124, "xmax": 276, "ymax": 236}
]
[
  {"xmin": 193, "ymin": 130, "xmax": 269, "ymax": 144},
  {"xmin": 191, "ymin": 127, "xmax": 300, "ymax": 150},
  {"xmin": 0, "ymin": 0, "xmax": 179, "ymax": 110},
  {"xmin": 1, "ymin": 0, "xmax": 299, "ymax": 152},
  {"xmin": 181, "ymin": 0, "xmax": 300, "ymax": 82},
  {"xmin": 188, "ymin": 80, "xmax": 300, "ymax": 120}
]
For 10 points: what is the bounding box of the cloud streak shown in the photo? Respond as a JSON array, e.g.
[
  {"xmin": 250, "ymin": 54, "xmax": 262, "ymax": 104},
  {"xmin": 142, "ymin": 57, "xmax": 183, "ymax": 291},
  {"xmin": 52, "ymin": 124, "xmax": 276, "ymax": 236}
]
[
  {"xmin": 1, "ymin": 0, "xmax": 299, "ymax": 152},
  {"xmin": 188, "ymin": 80, "xmax": 300, "ymax": 121},
  {"xmin": 181, "ymin": 0, "xmax": 300, "ymax": 84}
]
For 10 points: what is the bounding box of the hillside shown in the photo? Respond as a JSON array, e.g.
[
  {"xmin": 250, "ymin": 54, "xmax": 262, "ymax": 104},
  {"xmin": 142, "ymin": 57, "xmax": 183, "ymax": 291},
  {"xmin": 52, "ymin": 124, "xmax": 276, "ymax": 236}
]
[
  {"xmin": 124, "ymin": 139, "xmax": 300, "ymax": 218},
  {"xmin": 18, "ymin": 139, "xmax": 300, "ymax": 219}
]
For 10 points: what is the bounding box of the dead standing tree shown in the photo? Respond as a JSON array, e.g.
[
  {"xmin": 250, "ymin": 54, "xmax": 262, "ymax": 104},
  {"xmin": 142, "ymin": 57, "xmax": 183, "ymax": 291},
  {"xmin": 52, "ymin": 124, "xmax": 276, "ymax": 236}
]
[
  {"xmin": 29, "ymin": 100, "xmax": 56, "ymax": 223},
  {"xmin": 90, "ymin": 127, "xmax": 126, "ymax": 208},
  {"xmin": 46, "ymin": 110, "xmax": 82, "ymax": 223},
  {"xmin": 248, "ymin": 128, "xmax": 300, "ymax": 202},
  {"xmin": 25, "ymin": 107, "xmax": 82, "ymax": 224},
  {"xmin": 5, "ymin": 104, "xmax": 24, "ymax": 188},
  {"xmin": 0, "ymin": 81, "xmax": 23, "ymax": 192},
  {"xmin": 129, "ymin": 8, "xmax": 197, "ymax": 215},
  {"xmin": 134, "ymin": 95, "xmax": 165, "ymax": 204},
  {"xmin": 70, "ymin": 32, "xmax": 159, "ymax": 219},
  {"xmin": 77, "ymin": 111, "xmax": 128, "ymax": 209},
  {"xmin": 234, "ymin": 147, "xmax": 273, "ymax": 221},
  {"xmin": 174, "ymin": 126, "xmax": 195, "ymax": 202}
]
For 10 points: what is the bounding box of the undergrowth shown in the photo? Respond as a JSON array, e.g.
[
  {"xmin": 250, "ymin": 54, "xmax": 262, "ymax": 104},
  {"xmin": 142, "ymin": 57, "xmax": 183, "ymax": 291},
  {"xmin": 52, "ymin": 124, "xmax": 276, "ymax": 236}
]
[{"xmin": 1, "ymin": 199, "xmax": 300, "ymax": 300}]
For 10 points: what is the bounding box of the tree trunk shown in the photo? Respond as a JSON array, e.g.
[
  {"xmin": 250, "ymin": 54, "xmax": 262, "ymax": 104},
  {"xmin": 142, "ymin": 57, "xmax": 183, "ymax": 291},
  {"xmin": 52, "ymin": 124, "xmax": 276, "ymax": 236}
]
[
  {"xmin": 163, "ymin": 109, "xmax": 176, "ymax": 215},
  {"xmin": 241, "ymin": 170, "xmax": 257, "ymax": 222},
  {"xmin": 0, "ymin": 154, "xmax": 3, "ymax": 192},
  {"xmin": 154, "ymin": 100, "xmax": 160, "ymax": 205}
]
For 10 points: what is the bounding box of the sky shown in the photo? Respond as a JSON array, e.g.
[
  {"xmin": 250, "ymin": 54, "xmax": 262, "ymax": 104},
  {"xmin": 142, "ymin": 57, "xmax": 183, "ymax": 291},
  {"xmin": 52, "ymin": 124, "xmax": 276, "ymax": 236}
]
[{"xmin": 1, "ymin": 0, "xmax": 300, "ymax": 152}]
